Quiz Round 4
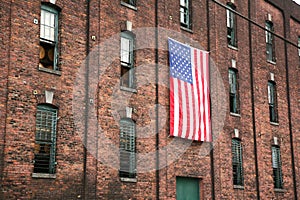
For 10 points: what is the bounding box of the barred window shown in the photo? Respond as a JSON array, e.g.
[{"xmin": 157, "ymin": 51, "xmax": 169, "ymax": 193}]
[
  {"xmin": 120, "ymin": 32, "xmax": 135, "ymax": 89},
  {"xmin": 272, "ymin": 146, "xmax": 283, "ymax": 189},
  {"xmin": 119, "ymin": 118, "xmax": 136, "ymax": 178},
  {"xmin": 268, "ymin": 81, "xmax": 278, "ymax": 123},
  {"xmin": 232, "ymin": 138, "xmax": 243, "ymax": 186},
  {"xmin": 229, "ymin": 68, "xmax": 239, "ymax": 114},
  {"xmin": 34, "ymin": 104, "xmax": 58, "ymax": 174},
  {"xmin": 226, "ymin": 3, "xmax": 237, "ymax": 47},
  {"xmin": 180, "ymin": 0, "xmax": 192, "ymax": 29},
  {"xmin": 266, "ymin": 21, "xmax": 276, "ymax": 62},
  {"xmin": 39, "ymin": 4, "xmax": 60, "ymax": 71}
]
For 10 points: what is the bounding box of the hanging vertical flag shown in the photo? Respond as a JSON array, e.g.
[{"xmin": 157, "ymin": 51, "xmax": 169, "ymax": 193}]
[{"xmin": 168, "ymin": 38, "xmax": 211, "ymax": 142}]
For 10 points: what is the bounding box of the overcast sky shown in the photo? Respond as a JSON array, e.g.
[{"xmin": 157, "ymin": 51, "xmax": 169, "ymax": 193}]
[{"xmin": 293, "ymin": 0, "xmax": 300, "ymax": 5}]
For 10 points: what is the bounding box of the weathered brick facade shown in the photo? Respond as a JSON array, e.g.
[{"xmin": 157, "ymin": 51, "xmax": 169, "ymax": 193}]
[{"xmin": 0, "ymin": 0, "xmax": 299, "ymax": 199}]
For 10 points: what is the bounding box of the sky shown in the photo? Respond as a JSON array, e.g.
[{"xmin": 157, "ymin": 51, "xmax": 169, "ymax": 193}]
[{"xmin": 293, "ymin": 0, "xmax": 300, "ymax": 5}]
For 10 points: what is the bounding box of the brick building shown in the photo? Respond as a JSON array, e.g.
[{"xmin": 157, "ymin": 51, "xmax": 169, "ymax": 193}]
[{"xmin": 0, "ymin": 0, "xmax": 299, "ymax": 199}]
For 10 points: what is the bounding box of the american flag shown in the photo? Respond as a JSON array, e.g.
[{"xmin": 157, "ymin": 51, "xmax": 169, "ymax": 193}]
[{"xmin": 168, "ymin": 38, "xmax": 211, "ymax": 142}]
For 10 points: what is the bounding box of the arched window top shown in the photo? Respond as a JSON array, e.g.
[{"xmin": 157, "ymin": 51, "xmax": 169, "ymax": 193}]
[
  {"xmin": 226, "ymin": 2, "xmax": 236, "ymax": 9},
  {"xmin": 41, "ymin": 2, "xmax": 61, "ymax": 12},
  {"xmin": 37, "ymin": 103, "xmax": 58, "ymax": 111}
]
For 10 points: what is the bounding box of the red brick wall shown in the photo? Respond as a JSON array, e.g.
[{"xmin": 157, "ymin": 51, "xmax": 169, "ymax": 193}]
[
  {"xmin": 1, "ymin": 0, "xmax": 87, "ymax": 199},
  {"xmin": 0, "ymin": 0, "xmax": 300, "ymax": 199}
]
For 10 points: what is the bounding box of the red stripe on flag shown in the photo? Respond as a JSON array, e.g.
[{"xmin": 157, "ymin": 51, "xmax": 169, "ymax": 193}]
[
  {"xmin": 170, "ymin": 77, "xmax": 174, "ymax": 137},
  {"xmin": 177, "ymin": 79, "xmax": 183, "ymax": 138},
  {"xmin": 184, "ymin": 82, "xmax": 190, "ymax": 139}
]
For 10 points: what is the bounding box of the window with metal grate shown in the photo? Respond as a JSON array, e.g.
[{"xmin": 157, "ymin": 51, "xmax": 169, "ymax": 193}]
[
  {"xmin": 119, "ymin": 118, "xmax": 136, "ymax": 178},
  {"xmin": 34, "ymin": 104, "xmax": 57, "ymax": 174},
  {"xmin": 272, "ymin": 146, "xmax": 283, "ymax": 189},
  {"xmin": 232, "ymin": 138, "xmax": 243, "ymax": 186}
]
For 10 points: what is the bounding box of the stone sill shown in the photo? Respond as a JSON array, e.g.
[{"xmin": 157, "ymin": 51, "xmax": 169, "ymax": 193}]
[
  {"xmin": 32, "ymin": 173, "xmax": 56, "ymax": 179},
  {"xmin": 121, "ymin": 1, "xmax": 137, "ymax": 11},
  {"xmin": 270, "ymin": 122, "xmax": 279, "ymax": 126},
  {"xmin": 120, "ymin": 177, "xmax": 137, "ymax": 182},
  {"xmin": 274, "ymin": 188, "xmax": 285, "ymax": 193},
  {"xmin": 180, "ymin": 26, "xmax": 193, "ymax": 33},
  {"xmin": 267, "ymin": 60, "xmax": 276, "ymax": 65},
  {"xmin": 233, "ymin": 185, "xmax": 244, "ymax": 190},
  {"xmin": 228, "ymin": 45, "xmax": 238, "ymax": 51},
  {"xmin": 230, "ymin": 112, "xmax": 241, "ymax": 117},
  {"xmin": 39, "ymin": 67, "xmax": 61, "ymax": 76},
  {"xmin": 120, "ymin": 86, "xmax": 137, "ymax": 93}
]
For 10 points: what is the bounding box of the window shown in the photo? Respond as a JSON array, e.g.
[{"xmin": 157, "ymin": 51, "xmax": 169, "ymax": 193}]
[
  {"xmin": 119, "ymin": 118, "xmax": 136, "ymax": 178},
  {"xmin": 121, "ymin": 0, "xmax": 136, "ymax": 6},
  {"xmin": 180, "ymin": 0, "xmax": 191, "ymax": 29},
  {"xmin": 120, "ymin": 32, "xmax": 135, "ymax": 88},
  {"xmin": 268, "ymin": 81, "xmax": 278, "ymax": 123},
  {"xmin": 39, "ymin": 4, "xmax": 59, "ymax": 71},
  {"xmin": 34, "ymin": 104, "xmax": 58, "ymax": 174},
  {"xmin": 232, "ymin": 138, "xmax": 243, "ymax": 186},
  {"xmin": 226, "ymin": 3, "xmax": 237, "ymax": 47},
  {"xmin": 266, "ymin": 21, "xmax": 276, "ymax": 62},
  {"xmin": 272, "ymin": 146, "xmax": 283, "ymax": 189},
  {"xmin": 229, "ymin": 68, "xmax": 239, "ymax": 114}
]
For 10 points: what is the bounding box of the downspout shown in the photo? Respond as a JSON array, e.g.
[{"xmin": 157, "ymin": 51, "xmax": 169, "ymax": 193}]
[
  {"xmin": 83, "ymin": 0, "xmax": 90, "ymax": 199},
  {"xmin": 282, "ymin": 12, "xmax": 298, "ymax": 200},
  {"xmin": 155, "ymin": 0, "xmax": 160, "ymax": 199},
  {"xmin": 248, "ymin": 0, "xmax": 260, "ymax": 199},
  {"xmin": 206, "ymin": 0, "xmax": 215, "ymax": 199},
  {"xmin": 1, "ymin": 1, "xmax": 13, "ymax": 199}
]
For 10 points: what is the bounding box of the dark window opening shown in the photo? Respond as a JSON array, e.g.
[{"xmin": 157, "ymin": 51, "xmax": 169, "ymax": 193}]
[
  {"xmin": 268, "ymin": 81, "xmax": 278, "ymax": 123},
  {"xmin": 180, "ymin": 0, "xmax": 192, "ymax": 29},
  {"xmin": 232, "ymin": 138, "xmax": 244, "ymax": 186},
  {"xmin": 227, "ymin": 3, "xmax": 237, "ymax": 47},
  {"xmin": 272, "ymin": 146, "xmax": 283, "ymax": 189},
  {"xmin": 34, "ymin": 105, "xmax": 57, "ymax": 174},
  {"xmin": 266, "ymin": 21, "xmax": 276, "ymax": 62},
  {"xmin": 229, "ymin": 68, "xmax": 239, "ymax": 114},
  {"xmin": 119, "ymin": 118, "xmax": 136, "ymax": 178}
]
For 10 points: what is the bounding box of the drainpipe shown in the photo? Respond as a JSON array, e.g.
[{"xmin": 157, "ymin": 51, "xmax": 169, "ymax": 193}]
[
  {"xmin": 155, "ymin": 0, "xmax": 160, "ymax": 199},
  {"xmin": 248, "ymin": 0, "xmax": 260, "ymax": 199},
  {"xmin": 282, "ymin": 11, "xmax": 298, "ymax": 200},
  {"xmin": 206, "ymin": 0, "xmax": 215, "ymax": 199},
  {"xmin": 83, "ymin": 0, "xmax": 90, "ymax": 199}
]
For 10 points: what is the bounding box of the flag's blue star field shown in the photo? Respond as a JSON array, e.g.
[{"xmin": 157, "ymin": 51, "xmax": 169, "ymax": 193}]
[{"xmin": 169, "ymin": 39, "xmax": 193, "ymax": 84}]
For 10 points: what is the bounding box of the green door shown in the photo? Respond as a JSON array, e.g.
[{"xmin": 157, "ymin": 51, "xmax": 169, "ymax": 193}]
[{"xmin": 176, "ymin": 177, "xmax": 200, "ymax": 200}]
